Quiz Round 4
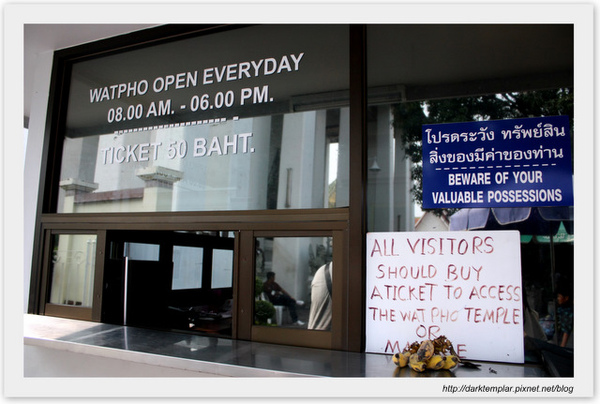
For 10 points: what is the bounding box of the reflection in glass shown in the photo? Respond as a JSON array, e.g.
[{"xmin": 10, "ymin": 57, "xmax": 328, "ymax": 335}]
[
  {"xmin": 255, "ymin": 236, "xmax": 332, "ymax": 330},
  {"xmin": 126, "ymin": 242, "xmax": 160, "ymax": 261},
  {"xmin": 366, "ymin": 24, "xmax": 574, "ymax": 233},
  {"xmin": 365, "ymin": 25, "xmax": 574, "ymax": 361},
  {"xmin": 172, "ymin": 245, "xmax": 203, "ymax": 290},
  {"xmin": 307, "ymin": 261, "xmax": 333, "ymax": 330},
  {"xmin": 49, "ymin": 234, "xmax": 97, "ymax": 307},
  {"xmin": 57, "ymin": 110, "xmax": 348, "ymax": 213},
  {"xmin": 211, "ymin": 249, "xmax": 233, "ymax": 289},
  {"xmin": 57, "ymin": 25, "xmax": 349, "ymax": 214}
]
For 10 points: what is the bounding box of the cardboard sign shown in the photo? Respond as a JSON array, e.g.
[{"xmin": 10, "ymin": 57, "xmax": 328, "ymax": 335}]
[
  {"xmin": 365, "ymin": 230, "xmax": 524, "ymax": 363},
  {"xmin": 422, "ymin": 116, "xmax": 573, "ymax": 209}
]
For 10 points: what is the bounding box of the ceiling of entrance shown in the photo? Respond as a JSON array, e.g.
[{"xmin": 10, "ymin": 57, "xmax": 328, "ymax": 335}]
[{"xmin": 24, "ymin": 24, "xmax": 158, "ymax": 124}]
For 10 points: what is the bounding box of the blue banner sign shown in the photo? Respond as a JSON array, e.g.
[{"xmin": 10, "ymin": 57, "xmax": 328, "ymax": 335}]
[{"xmin": 422, "ymin": 116, "xmax": 573, "ymax": 209}]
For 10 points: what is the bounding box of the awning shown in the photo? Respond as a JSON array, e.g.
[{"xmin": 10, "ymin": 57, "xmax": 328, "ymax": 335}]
[{"xmin": 449, "ymin": 207, "xmax": 574, "ymax": 236}]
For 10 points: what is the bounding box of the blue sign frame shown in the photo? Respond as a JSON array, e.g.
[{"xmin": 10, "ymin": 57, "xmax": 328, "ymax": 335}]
[{"xmin": 422, "ymin": 116, "xmax": 573, "ymax": 209}]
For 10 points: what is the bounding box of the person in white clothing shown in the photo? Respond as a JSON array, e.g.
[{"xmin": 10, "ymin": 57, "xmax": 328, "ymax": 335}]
[{"xmin": 308, "ymin": 262, "xmax": 332, "ymax": 330}]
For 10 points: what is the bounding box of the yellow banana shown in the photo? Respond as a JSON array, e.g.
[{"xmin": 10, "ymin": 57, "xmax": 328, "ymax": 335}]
[
  {"xmin": 416, "ymin": 339, "xmax": 435, "ymax": 362},
  {"xmin": 392, "ymin": 352, "xmax": 401, "ymax": 366},
  {"xmin": 401, "ymin": 351, "xmax": 411, "ymax": 367},
  {"xmin": 442, "ymin": 354, "xmax": 460, "ymax": 370},
  {"xmin": 392, "ymin": 338, "xmax": 463, "ymax": 373},
  {"xmin": 409, "ymin": 353, "xmax": 426, "ymax": 372},
  {"xmin": 425, "ymin": 354, "xmax": 445, "ymax": 370},
  {"xmin": 392, "ymin": 351, "xmax": 411, "ymax": 368}
]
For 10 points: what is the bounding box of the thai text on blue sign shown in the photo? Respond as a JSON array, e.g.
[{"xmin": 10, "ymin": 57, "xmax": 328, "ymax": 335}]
[{"xmin": 422, "ymin": 116, "xmax": 573, "ymax": 209}]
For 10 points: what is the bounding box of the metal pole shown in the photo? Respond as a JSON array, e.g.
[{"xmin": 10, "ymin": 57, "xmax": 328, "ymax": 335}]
[
  {"xmin": 550, "ymin": 231, "xmax": 559, "ymax": 343},
  {"xmin": 124, "ymin": 256, "xmax": 129, "ymax": 325}
]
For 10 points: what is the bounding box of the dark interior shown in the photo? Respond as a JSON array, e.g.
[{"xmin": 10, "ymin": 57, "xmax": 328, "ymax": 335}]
[{"xmin": 102, "ymin": 230, "xmax": 235, "ymax": 336}]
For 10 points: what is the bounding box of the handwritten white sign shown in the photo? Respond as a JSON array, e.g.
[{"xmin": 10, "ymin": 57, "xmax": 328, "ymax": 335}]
[{"xmin": 365, "ymin": 230, "xmax": 524, "ymax": 363}]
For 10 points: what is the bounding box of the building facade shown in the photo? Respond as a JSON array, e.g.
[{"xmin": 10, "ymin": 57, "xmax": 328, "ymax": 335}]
[{"xmin": 24, "ymin": 19, "xmax": 580, "ymax": 376}]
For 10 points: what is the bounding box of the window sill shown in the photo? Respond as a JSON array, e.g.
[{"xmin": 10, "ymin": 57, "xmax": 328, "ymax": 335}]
[{"xmin": 24, "ymin": 314, "xmax": 547, "ymax": 378}]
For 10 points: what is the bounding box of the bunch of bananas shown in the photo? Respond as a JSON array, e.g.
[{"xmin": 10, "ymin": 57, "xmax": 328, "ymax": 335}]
[{"xmin": 392, "ymin": 335, "xmax": 460, "ymax": 373}]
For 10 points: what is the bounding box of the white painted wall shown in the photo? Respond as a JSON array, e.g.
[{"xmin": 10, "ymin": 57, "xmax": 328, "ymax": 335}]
[
  {"xmin": 23, "ymin": 50, "xmax": 53, "ymax": 312},
  {"xmin": 23, "ymin": 25, "xmax": 157, "ymax": 312}
]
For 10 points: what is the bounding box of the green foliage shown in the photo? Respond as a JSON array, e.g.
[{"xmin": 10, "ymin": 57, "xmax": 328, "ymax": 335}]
[
  {"xmin": 254, "ymin": 299, "xmax": 276, "ymax": 325},
  {"xmin": 392, "ymin": 89, "xmax": 574, "ymax": 215},
  {"xmin": 255, "ymin": 277, "xmax": 263, "ymax": 298}
]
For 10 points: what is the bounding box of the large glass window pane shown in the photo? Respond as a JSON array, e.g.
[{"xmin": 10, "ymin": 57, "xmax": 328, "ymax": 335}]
[
  {"xmin": 366, "ymin": 24, "xmax": 573, "ymax": 233},
  {"xmin": 254, "ymin": 236, "xmax": 333, "ymax": 330},
  {"xmin": 57, "ymin": 25, "xmax": 349, "ymax": 213},
  {"xmin": 366, "ymin": 25, "xmax": 574, "ymax": 352},
  {"xmin": 49, "ymin": 234, "xmax": 97, "ymax": 307}
]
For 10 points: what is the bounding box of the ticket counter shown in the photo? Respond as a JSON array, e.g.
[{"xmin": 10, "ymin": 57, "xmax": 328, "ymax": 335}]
[{"xmin": 27, "ymin": 22, "xmax": 575, "ymax": 370}]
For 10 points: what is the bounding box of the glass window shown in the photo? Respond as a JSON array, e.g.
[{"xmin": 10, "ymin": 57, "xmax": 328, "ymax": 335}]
[
  {"xmin": 172, "ymin": 245, "xmax": 203, "ymax": 290},
  {"xmin": 255, "ymin": 236, "xmax": 333, "ymax": 330},
  {"xmin": 57, "ymin": 25, "xmax": 349, "ymax": 213},
  {"xmin": 211, "ymin": 249, "xmax": 233, "ymax": 289},
  {"xmin": 366, "ymin": 24, "xmax": 573, "ymax": 233},
  {"xmin": 49, "ymin": 234, "xmax": 97, "ymax": 307},
  {"xmin": 366, "ymin": 25, "xmax": 574, "ymax": 353}
]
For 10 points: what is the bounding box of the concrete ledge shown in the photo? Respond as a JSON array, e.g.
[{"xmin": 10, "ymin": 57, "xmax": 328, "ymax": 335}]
[
  {"xmin": 24, "ymin": 314, "xmax": 546, "ymax": 378},
  {"xmin": 24, "ymin": 315, "xmax": 313, "ymax": 377}
]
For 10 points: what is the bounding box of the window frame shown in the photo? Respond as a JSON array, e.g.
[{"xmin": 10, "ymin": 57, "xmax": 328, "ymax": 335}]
[
  {"xmin": 246, "ymin": 230, "xmax": 345, "ymax": 350},
  {"xmin": 29, "ymin": 24, "xmax": 367, "ymax": 352},
  {"xmin": 39, "ymin": 229, "xmax": 106, "ymax": 321}
]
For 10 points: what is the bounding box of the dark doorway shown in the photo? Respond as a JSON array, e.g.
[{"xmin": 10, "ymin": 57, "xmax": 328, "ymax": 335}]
[{"xmin": 102, "ymin": 230, "xmax": 235, "ymax": 337}]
